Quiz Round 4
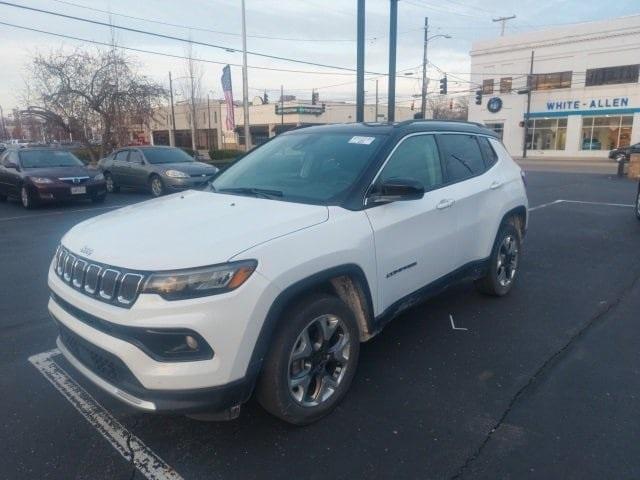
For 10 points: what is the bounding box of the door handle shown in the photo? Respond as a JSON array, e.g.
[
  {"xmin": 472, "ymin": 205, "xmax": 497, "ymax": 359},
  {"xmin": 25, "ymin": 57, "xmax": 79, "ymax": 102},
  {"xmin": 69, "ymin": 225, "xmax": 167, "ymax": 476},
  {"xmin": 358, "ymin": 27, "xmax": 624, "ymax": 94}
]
[
  {"xmin": 436, "ymin": 199, "xmax": 455, "ymax": 210},
  {"xmin": 490, "ymin": 181, "xmax": 502, "ymax": 190}
]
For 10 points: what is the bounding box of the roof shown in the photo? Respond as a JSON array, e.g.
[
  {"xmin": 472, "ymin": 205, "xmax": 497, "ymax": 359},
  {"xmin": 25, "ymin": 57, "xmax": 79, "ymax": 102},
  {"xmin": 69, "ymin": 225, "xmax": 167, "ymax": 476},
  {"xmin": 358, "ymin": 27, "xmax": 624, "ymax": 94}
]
[{"xmin": 285, "ymin": 120, "xmax": 498, "ymax": 137}]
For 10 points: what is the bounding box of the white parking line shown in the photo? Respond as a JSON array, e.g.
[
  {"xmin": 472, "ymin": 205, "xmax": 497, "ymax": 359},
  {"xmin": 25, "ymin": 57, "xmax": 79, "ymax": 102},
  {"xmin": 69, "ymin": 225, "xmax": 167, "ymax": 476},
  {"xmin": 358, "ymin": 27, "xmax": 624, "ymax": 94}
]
[
  {"xmin": 0, "ymin": 205, "xmax": 122, "ymax": 222},
  {"xmin": 29, "ymin": 349, "xmax": 183, "ymax": 480},
  {"xmin": 529, "ymin": 199, "xmax": 634, "ymax": 212}
]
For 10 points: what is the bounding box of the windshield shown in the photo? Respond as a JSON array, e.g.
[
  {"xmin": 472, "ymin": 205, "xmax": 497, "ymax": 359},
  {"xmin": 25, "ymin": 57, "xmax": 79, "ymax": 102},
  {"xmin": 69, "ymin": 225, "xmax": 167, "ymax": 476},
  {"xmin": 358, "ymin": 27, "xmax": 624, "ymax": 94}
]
[
  {"xmin": 143, "ymin": 147, "xmax": 195, "ymax": 164},
  {"xmin": 19, "ymin": 150, "xmax": 84, "ymax": 168},
  {"xmin": 211, "ymin": 132, "xmax": 383, "ymax": 204}
]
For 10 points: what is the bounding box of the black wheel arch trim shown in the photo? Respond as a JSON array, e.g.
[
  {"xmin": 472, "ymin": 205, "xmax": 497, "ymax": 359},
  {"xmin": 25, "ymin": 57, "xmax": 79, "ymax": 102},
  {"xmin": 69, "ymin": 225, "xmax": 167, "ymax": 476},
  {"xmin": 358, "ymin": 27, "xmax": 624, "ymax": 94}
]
[{"xmin": 244, "ymin": 263, "xmax": 375, "ymax": 383}]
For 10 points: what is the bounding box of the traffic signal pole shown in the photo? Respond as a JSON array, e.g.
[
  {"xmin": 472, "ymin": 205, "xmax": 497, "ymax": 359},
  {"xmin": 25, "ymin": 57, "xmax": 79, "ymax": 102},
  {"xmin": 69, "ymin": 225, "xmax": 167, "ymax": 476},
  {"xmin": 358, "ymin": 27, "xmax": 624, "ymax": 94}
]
[
  {"xmin": 420, "ymin": 17, "xmax": 429, "ymax": 119},
  {"xmin": 388, "ymin": 0, "xmax": 398, "ymax": 122},
  {"xmin": 356, "ymin": 0, "xmax": 365, "ymax": 122},
  {"xmin": 522, "ymin": 50, "xmax": 534, "ymax": 159}
]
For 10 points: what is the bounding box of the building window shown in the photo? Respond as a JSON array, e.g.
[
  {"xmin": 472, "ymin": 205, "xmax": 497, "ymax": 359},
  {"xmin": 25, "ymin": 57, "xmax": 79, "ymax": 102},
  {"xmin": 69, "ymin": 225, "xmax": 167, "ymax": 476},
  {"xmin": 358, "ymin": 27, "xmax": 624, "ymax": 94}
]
[
  {"xmin": 531, "ymin": 72, "xmax": 572, "ymax": 90},
  {"xmin": 585, "ymin": 65, "xmax": 639, "ymax": 87},
  {"xmin": 484, "ymin": 122, "xmax": 504, "ymax": 140},
  {"xmin": 581, "ymin": 116, "xmax": 633, "ymax": 150},
  {"xmin": 526, "ymin": 118, "xmax": 567, "ymax": 150},
  {"xmin": 499, "ymin": 77, "xmax": 512, "ymax": 94},
  {"xmin": 482, "ymin": 79, "xmax": 494, "ymax": 94}
]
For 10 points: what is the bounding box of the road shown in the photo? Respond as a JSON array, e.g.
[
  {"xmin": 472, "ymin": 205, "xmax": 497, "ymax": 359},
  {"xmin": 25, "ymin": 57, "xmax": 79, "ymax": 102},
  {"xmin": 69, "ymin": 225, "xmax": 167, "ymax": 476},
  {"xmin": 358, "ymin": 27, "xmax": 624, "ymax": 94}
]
[{"xmin": 1, "ymin": 170, "xmax": 639, "ymax": 480}]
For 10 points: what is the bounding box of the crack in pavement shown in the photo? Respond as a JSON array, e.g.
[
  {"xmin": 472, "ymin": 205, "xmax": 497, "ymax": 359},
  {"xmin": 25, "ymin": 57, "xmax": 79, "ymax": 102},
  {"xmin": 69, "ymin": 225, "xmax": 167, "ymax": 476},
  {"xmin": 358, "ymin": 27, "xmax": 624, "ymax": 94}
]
[{"xmin": 449, "ymin": 268, "xmax": 640, "ymax": 480}]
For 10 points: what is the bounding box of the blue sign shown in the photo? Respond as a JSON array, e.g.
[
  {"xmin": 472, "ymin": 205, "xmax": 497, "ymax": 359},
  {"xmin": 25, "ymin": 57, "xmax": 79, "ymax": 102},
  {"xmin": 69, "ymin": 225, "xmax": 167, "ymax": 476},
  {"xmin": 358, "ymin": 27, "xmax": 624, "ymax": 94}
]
[
  {"xmin": 487, "ymin": 97, "xmax": 502, "ymax": 113},
  {"xmin": 545, "ymin": 97, "xmax": 629, "ymax": 112}
]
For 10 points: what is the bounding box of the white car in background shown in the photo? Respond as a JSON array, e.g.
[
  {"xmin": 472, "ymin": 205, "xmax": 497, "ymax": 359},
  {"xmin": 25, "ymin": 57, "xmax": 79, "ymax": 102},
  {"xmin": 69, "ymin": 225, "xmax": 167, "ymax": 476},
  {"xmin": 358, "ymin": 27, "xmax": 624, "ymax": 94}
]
[{"xmin": 48, "ymin": 120, "xmax": 528, "ymax": 425}]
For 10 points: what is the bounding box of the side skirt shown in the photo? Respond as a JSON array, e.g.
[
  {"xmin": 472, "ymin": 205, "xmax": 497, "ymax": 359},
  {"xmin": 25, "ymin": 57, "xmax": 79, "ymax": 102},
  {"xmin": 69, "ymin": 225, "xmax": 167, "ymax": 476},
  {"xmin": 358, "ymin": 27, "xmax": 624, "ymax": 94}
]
[{"xmin": 370, "ymin": 258, "xmax": 490, "ymax": 335}]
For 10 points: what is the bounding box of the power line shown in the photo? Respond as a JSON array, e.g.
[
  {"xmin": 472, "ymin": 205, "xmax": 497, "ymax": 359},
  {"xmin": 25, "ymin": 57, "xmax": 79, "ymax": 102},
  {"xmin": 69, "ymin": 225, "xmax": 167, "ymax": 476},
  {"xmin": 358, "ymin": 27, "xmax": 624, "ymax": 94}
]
[
  {"xmin": 48, "ymin": 0, "xmax": 376, "ymax": 43},
  {"xmin": 0, "ymin": 1, "xmax": 366, "ymax": 73},
  {"xmin": 0, "ymin": 20, "xmax": 353, "ymax": 76}
]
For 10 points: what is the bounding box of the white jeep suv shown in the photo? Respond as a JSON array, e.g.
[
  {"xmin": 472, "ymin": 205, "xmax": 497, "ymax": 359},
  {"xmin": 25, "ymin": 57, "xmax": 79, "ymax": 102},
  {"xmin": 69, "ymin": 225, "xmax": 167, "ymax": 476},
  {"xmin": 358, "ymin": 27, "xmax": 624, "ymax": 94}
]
[{"xmin": 48, "ymin": 121, "xmax": 528, "ymax": 425}]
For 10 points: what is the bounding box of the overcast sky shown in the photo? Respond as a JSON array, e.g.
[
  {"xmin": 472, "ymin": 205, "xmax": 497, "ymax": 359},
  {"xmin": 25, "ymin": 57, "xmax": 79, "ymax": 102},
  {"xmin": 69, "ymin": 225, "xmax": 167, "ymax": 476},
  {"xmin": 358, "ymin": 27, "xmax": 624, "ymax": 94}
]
[{"xmin": 0, "ymin": 0, "xmax": 638, "ymax": 114}]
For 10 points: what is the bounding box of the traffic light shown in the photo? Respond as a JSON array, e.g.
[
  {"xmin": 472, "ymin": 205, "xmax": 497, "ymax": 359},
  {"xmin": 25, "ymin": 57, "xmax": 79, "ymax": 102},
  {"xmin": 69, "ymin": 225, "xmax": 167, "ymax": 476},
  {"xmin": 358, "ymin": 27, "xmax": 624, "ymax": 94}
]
[
  {"xmin": 312, "ymin": 91, "xmax": 319, "ymax": 105},
  {"xmin": 475, "ymin": 90, "xmax": 482, "ymax": 105},
  {"xmin": 439, "ymin": 76, "xmax": 448, "ymax": 95}
]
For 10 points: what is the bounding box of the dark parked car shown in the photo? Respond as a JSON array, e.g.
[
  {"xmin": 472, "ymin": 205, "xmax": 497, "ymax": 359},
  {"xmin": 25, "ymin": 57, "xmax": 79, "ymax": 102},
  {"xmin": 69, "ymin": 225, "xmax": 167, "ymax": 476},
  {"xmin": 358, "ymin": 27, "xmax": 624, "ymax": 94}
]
[
  {"xmin": 609, "ymin": 142, "xmax": 640, "ymax": 163},
  {"xmin": 99, "ymin": 146, "xmax": 219, "ymax": 197},
  {"xmin": 0, "ymin": 148, "xmax": 107, "ymax": 209}
]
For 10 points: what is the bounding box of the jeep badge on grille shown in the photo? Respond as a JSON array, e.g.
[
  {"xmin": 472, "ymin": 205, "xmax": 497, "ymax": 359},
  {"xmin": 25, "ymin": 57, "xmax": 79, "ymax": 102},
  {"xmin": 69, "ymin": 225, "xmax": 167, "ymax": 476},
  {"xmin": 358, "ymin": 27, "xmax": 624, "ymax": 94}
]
[{"xmin": 80, "ymin": 246, "xmax": 93, "ymax": 256}]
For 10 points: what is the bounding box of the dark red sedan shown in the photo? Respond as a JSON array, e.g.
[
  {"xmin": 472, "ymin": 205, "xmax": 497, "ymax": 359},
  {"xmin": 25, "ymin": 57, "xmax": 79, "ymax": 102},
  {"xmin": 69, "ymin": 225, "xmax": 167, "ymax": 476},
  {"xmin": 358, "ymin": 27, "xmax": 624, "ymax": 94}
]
[{"xmin": 0, "ymin": 147, "xmax": 107, "ymax": 209}]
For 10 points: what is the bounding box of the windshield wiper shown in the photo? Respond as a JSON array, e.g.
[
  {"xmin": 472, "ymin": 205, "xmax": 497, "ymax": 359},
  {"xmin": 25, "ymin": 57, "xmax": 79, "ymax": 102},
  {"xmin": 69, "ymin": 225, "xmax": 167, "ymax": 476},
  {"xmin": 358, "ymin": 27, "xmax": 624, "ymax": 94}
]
[{"xmin": 218, "ymin": 187, "xmax": 284, "ymax": 199}]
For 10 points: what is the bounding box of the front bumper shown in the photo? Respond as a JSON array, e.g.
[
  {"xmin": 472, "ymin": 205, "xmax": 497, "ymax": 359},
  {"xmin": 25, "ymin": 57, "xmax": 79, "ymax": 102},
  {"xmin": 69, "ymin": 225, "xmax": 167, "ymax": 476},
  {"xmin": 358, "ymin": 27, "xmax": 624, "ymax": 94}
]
[
  {"xmin": 47, "ymin": 263, "xmax": 279, "ymax": 413},
  {"xmin": 163, "ymin": 175, "xmax": 214, "ymax": 191},
  {"xmin": 34, "ymin": 181, "xmax": 107, "ymax": 201}
]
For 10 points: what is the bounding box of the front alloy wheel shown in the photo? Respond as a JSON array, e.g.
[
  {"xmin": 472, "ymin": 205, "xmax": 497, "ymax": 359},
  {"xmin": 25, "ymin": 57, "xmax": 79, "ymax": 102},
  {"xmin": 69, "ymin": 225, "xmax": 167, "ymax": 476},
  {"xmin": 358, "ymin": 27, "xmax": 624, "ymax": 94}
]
[
  {"xmin": 256, "ymin": 294, "xmax": 360, "ymax": 425},
  {"xmin": 288, "ymin": 314, "xmax": 351, "ymax": 407},
  {"xmin": 635, "ymin": 188, "xmax": 640, "ymax": 220},
  {"xmin": 150, "ymin": 176, "xmax": 164, "ymax": 197},
  {"xmin": 21, "ymin": 186, "xmax": 35, "ymax": 209}
]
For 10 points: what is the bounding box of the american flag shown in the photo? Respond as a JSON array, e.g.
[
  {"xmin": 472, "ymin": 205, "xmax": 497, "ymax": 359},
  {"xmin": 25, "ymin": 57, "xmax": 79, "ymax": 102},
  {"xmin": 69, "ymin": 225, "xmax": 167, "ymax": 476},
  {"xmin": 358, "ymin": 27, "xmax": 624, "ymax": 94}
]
[{"xmin": 221, "ymin": 65, "xmax": 236, "ymax": 131}]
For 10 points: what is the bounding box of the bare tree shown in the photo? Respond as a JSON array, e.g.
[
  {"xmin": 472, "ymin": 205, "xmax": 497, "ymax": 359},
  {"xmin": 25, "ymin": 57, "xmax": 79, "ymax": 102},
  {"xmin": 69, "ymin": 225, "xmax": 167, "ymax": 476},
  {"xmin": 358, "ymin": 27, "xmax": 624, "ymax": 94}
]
[
  {"xmin": 26, "ymin": 47, "xmax": 165, "ymax": 161},
  {"xmin": 180, "ymin": 41, "xmax": 204, "ymax": 151},
  {"xmin": 428, "ymin": 96, "xmax": 468, "ymax": 121}
]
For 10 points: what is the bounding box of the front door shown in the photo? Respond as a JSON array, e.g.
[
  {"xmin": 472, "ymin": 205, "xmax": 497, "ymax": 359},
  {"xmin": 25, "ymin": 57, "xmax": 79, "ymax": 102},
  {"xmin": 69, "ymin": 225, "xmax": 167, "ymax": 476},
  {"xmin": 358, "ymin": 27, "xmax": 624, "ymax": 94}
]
[
  {"xmin": 126, "ymin": 150, "xmax": 149, "ymax": 188},
  {"xmin": 365, "ymin": 134, "xmax": 459, "ymax": 313}
]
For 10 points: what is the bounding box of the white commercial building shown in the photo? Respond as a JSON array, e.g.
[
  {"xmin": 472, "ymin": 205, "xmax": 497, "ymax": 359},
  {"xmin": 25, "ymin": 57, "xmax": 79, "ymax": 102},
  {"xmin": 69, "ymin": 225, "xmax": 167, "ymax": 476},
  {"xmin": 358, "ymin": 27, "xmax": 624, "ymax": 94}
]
[{"xmin": 468, "ymin": 15, "xmax": 640, "ymax": 159}]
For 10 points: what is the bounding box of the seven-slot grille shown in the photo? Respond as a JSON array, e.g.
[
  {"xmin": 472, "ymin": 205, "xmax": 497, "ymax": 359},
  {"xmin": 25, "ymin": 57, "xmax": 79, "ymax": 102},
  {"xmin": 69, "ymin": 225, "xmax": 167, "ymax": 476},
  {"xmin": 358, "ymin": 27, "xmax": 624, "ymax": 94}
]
[{"xmin": 54, "ymin": 246, "xmax": 145, "ymax": 307}]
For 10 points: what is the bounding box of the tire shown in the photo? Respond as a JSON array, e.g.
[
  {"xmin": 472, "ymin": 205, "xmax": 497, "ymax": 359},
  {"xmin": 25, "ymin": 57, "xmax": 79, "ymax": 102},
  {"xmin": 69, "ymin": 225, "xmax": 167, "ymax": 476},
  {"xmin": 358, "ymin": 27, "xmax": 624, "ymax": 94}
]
[
  {"xmin": 104, "ymin": 172, "xmax": 119, "ymax": 193},
  {"xmin": 91, "ymin": 194, "xmax": 106, "ymax": 204},
  {"xmin": 256, "ymin": 293, "xmax": 360, "ymax": 425},
  {"xmin": 635, "ymin": 187, "xmax": 640, "ymax": 221},
  {"xmin": 475, "ymin": 222, "xmax": 521, "ymax": 296},
  {"xmin": 149, "ymin": 175, "xmax": 165, "ymax": 197},
  {"xmin": 20, "ymin": 185, "xmax": 38, "ymax": 209}
]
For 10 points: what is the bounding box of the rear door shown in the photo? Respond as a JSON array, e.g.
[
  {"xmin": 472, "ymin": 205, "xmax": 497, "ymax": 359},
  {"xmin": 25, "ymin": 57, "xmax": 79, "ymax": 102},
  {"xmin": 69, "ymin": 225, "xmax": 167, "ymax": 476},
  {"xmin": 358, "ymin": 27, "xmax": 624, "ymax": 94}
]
[
  {"xmin": 436, "ymin": 134, "xmax": 504, "ymax": 267},
  {"xmin": 111, "ymin": 150, "xmax": 130, "ymax": 185},
  {"xmin": 365, "ymin": 133, "xmax": 460, "ymax": 312},
  {"xmin": 126, "ymin": 149, "xmax": 149, "ymax": 188}
]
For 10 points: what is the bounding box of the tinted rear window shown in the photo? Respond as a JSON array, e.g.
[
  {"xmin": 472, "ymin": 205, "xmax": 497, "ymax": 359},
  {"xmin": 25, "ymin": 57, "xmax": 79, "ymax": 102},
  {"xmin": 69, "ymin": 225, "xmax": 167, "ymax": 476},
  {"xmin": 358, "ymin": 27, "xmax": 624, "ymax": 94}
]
[{"xmin": 438, "ymin": 134, "xmax": 485, "ymax": 182}]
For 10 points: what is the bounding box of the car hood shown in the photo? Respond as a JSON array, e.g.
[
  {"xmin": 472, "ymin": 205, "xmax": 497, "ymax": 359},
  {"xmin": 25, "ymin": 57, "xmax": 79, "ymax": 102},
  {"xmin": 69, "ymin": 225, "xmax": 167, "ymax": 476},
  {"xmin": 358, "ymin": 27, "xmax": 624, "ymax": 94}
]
[
  {"xmin": 62, "ymin": 190, "xmax": 329, "ymax": 270},
  {"xmin": 24, "ymin": 165, "xmax": 99, "ymax": 178},
  {"xmin": 152, "ymin": 162, "xmax": 217, "ymax": 175}
]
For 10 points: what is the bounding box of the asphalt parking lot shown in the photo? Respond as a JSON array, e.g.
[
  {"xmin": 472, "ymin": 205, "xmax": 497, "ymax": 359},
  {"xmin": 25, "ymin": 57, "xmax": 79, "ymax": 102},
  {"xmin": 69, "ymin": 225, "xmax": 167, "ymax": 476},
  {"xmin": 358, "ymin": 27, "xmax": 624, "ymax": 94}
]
[{"xmin": 1, "ymin": 167, "xmax": 639, "ymax": 480}]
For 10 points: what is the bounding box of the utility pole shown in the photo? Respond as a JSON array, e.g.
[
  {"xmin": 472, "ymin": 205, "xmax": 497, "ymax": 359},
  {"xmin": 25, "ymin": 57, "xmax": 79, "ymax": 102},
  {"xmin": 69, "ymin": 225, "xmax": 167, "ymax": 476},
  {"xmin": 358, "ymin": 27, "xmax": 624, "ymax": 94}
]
[
  {"xmin": 207, "ymin": 94, "xmax": 212, "ymax": 150},
  {"xmin": 420, "ymin": 17, "xmax": 429, "ymax": 119},
  {"xmin": 0, "ymin": 104, "xmax": 6, "ymax": 140},
  {"xmin": 280, "ymin": 85, "xmax": 284, "ymax": 127},
  {"xmin": 241, "ymin": 0, "xmax": 251, "ymax": 151},
  {"xmin": 168, "ymin": 72, "xmax": 176, "ymax": 147},
  {"xmin": 356, "ymin": 0, "xmax": 365, "ymax": 122},
  {"xmin": 492, "ymin": 15, "xmax": 516, "ymax": 36},
  {"xmin": 387, "ymin": 0, "xmax": 398, "ymax": 122},
  {"xmin": 375, "ymin": 79, "xmax": 379, "ymax": 121},
  {"xmin": 522, "ymin": 50, "xmax": 534, "ymax": 159}
]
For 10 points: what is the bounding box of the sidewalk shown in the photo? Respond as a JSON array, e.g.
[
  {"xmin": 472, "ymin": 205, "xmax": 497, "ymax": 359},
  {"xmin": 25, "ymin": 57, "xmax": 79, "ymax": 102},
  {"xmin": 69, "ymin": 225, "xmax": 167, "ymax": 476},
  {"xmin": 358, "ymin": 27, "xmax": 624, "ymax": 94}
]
[{"xmin": 514, "ymin": 156, "xmax": 618, "ymax": 174}]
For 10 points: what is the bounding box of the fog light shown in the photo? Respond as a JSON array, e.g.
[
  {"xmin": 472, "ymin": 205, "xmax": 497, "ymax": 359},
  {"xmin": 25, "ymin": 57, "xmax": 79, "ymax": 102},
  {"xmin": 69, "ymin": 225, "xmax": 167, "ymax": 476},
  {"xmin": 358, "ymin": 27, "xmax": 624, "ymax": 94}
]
[{"xmin": 185, "ymin": 335, "xmax": 199, "ymax": 350}]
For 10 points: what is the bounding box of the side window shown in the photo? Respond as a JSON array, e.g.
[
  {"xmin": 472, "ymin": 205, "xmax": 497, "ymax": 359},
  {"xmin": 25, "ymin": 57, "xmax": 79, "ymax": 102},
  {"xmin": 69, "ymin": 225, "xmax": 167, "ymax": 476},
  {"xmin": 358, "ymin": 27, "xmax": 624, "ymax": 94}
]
[
  {"xmin": 115, "ymin": 150, "xmax": 129, "ymax": 162},
  {"xmin": 478, "ymin": 136, "xmax": 498, "ymax": 169},
  {"xmin": 128, "ymin": 151, "xmax": 143, "ymax": 164},
  {"xmin": 438, "ymin": 134, "xmax": 485, "ymax": 183},
  {"xmin": 378, "ymin": 135, "xmax": 443, "ymax": 190}
]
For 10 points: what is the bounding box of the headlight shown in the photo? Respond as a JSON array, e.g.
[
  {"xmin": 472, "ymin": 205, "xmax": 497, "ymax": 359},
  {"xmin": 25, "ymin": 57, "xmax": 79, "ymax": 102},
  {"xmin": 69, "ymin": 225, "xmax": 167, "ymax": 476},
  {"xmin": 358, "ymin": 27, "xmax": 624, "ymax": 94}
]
[
  {"xmin": 142, "ymin": 260, "xmax": 257, "ymax": 300},
  {"xmin": 93, "ymin": 172, "xmax": 105, "ymax": 181},
  {"xmin": 31, "ymin": 177, "xmax": 54, "ymax": 184},
  {"xmin": 164, "ymin": 169, "xmax": 189, "ymax": 178}
]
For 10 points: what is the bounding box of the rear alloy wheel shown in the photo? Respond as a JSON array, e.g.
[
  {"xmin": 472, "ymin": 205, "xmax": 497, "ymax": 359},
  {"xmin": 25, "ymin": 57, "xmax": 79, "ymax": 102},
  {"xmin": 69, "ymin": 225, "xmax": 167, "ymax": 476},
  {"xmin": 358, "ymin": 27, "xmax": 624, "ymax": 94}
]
[
  {"xmin": 635, "ymin": 188, "xmax": 640, "ymax": 221},
  {"xmin": 21, "ymin": 185, "xmax": 37, "ymax": 209},
  {"xmin": 104, "ymin": 173, "xmax": 119, "ymax": 193},
  {"xmin": 256, "ymin": 294, "xmax": 360, "ymax": 425},
  {"xmin": 476, "ymin": 223, "xmax": 521, "ymax": 296},
  {"xmin": 149, "ymin": 175, "xmax": 165, "ymax": 197}
]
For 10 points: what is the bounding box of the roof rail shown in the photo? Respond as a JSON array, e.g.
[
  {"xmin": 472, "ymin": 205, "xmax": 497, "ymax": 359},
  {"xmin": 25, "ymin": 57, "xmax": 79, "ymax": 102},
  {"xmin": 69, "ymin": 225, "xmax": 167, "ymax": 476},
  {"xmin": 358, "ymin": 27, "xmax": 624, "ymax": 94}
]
[{"xmin": 394, "ymin": 119, "xmax": 486, "ymax": 128}]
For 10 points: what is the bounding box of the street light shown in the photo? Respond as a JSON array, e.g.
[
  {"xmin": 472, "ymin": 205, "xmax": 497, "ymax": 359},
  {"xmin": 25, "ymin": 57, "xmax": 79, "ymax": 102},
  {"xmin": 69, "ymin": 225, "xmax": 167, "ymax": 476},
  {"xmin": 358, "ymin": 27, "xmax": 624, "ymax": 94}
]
[{"xmin": 420, "ymin": 17, "xmax": 452, "ymax": 119}]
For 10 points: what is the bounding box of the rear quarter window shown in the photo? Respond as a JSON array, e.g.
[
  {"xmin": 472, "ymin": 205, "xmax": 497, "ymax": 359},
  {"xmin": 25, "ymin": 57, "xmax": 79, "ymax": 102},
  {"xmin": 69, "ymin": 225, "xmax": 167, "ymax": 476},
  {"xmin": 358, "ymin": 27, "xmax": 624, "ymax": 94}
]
[
  {"xmin": 437, "ymin": 134, "xmax": 485, "ymax": 183},
  {"xmin": 478, "ymin": 136, "xmax": 499, "ymax": 169}
]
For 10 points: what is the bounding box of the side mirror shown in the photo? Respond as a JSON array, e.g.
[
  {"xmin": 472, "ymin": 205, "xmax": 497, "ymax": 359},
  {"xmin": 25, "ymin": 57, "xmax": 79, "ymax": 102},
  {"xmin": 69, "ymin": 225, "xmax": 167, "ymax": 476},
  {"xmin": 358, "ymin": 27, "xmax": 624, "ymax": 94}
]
[
  {"xmin": 368, "ymin": 178, "xmax": 425, "ymax": 204},
  {"xmin": 5, "ymin": 161, "xmax": 19, "ymax": 170}
]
